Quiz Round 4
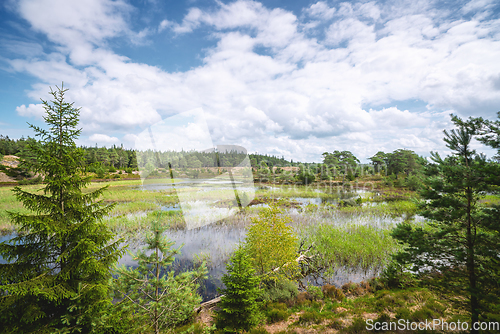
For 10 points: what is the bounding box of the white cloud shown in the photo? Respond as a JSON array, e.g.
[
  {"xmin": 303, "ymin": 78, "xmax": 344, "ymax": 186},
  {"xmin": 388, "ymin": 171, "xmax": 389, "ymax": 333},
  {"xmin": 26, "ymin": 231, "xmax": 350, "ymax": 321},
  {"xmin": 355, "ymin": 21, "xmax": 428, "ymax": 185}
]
[
  {"xmin": 7, "ymin": 0, "xmax": 500, "ymax": 162},
  {"xmin": 462, "ymin": 0, "xmax": 496, "ymax": 15},
  {"xmin": 16, "ymin": 103, "xmax": 45, "ymax": 119},
  {"xmin": 325, "ymin": 18, "xmax": 375, "ymax": 46},
  {"xmin": 16, "ymin": 0, "xmax": 131, "ymax": 47},
  {"xmin": 304, "ymin": 2, "xmax": 336, "ymax": 21},
  {"xmin": 88, "ymin": 133, "xmax": 120, "ymax": 144}
]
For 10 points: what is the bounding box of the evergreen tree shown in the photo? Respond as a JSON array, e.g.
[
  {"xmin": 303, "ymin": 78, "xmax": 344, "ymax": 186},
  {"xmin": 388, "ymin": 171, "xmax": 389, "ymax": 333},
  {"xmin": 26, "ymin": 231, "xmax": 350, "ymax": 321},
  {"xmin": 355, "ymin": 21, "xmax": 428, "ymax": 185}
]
[
  {"xmin": 113, "ymin": 218, "xmax": 207, "ymax": 334},
  {"xmin": 391, "ymin": 116, "xmax": 500, "ymax": 331},
  {"xmin": 0, "ymin": 85, "xmax": 123, "ymax": 333},
  {"xmin": 215, "ymin": 247, "xmax": 261, "ymax": 333}
]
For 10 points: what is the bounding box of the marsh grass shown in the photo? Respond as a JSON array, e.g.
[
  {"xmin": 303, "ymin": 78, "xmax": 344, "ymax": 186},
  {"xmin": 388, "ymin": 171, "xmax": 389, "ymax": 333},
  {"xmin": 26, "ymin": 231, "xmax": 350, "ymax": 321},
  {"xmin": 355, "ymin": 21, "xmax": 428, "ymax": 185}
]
[
  {"xmin": 256, "ymin": 185, "xmax": 360, "ymax": 200},
  {"xmin": 301, "ymin": 223, "xmax": 401, "ymax": 275},
  {"xmin": 335, "ymin": 200, "xmax": 418, "ymax": 218},
  {"xmin": 480, "ymin": 194, "xmax": 500, "ymax": 206},
  {"xmin": 0, "ymin": 184, "xmax": 42, "ymax": 232}
]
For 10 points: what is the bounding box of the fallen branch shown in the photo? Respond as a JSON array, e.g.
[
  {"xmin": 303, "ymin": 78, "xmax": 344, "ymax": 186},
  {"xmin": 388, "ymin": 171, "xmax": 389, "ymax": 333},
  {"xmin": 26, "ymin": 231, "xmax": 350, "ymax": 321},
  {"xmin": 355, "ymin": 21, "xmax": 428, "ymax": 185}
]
[
  {"xmin": 195, "ymin": 243, "xmax": 319, "ymax": 311},
  {"xmin": 194, "ymin": 295, "xmax": 224, "ymax": 313}
]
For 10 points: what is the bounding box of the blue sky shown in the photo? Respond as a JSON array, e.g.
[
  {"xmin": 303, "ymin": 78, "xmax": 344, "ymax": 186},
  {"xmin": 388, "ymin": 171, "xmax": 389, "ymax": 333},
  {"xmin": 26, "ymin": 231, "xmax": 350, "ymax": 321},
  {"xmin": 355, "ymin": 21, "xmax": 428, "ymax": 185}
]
[{"xmin": 1, "ymin": 0, "xmax": 499, "ymax": 162}]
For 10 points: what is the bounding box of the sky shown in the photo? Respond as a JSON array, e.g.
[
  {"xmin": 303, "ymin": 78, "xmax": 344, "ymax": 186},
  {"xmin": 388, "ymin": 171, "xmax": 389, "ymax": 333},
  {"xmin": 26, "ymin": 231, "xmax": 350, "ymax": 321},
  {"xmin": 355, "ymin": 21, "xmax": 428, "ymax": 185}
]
[{"xmin": 0, "ymin": 0, "xmax": 499, "ymax": 163}]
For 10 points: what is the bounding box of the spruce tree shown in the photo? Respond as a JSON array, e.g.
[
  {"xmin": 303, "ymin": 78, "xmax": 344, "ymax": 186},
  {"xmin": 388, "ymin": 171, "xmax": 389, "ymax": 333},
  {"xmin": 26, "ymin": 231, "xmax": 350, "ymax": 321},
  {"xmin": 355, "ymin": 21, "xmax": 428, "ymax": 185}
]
[
  {"xmin": 215, "ymin": 247, "xmax": 261, "ymax": 333},
  {"xmin": 0, "ymin": 85, "xmax": 123, "ymax": 333},
  {"xmin": 113, "ymin": 218, "xmax": 207, "ymax": 334}
]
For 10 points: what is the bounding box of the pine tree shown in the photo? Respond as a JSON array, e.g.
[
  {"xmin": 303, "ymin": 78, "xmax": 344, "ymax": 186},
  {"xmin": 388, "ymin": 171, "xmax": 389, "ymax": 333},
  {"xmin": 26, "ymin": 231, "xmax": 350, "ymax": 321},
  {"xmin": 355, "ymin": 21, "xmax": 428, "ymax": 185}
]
[
  {"xmin": 391, "ymin": 116, "xmax": 500, "ymax": 331},
  {"xmin": 113, "ymin": 217, "xmax": 207, "ymax": 334},
  {"xmin": 0, "ymin": 85, "xmax": 123, "ymax": 333},
  {"xmin": 215, "ymin": 247, "xmax": 261, "ymax": 333}
]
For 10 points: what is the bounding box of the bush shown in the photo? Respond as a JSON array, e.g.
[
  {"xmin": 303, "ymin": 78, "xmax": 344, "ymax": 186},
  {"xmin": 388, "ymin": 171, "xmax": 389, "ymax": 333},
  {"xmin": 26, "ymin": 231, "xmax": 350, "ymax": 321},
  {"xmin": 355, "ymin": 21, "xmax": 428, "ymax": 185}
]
[
  {"xmin": 260, "ymin": 279, "xmax": 298, "ymax": 303},
  {"xmin": 306, "ymin": 285, "xmax": 323, "ymax": 301},
  {"xmin": 296, "ymin": 310, "xmax": 324, "ymax": 325},
  {"xmin": 18, "ymin": 175, "xmax": 43, "ymax": 185},
  {"xmin": 404, "ymin": 174, "xmax": 422, "ymax": 191},
  {"xmin": 244, "ymin": 203, "xmax": 298, "ymax": 279},
  {"xmin": 96, "ymin": 166, "xmax": 106, "ymax": 178},
  {"xmin": 108, "ymin": 165, "xmax": 117, "ymax": 173},
  {"xmin": 322, "ymin": 284, "xmax": 345, "ymax": 301},
  {"xmin": 343, "ymin": 317, "xmax": 368, "ymax": 334},
  {"xmin": 265, "ymin": 305, "xmax": 289, "ymax": 324},
  {"xmin": 380, "ymin": 261, "xmax": 417, "ymax": 289},
  {"xmin": 248, "ymin": 328, "xmax": 270, "ymax": 334}
]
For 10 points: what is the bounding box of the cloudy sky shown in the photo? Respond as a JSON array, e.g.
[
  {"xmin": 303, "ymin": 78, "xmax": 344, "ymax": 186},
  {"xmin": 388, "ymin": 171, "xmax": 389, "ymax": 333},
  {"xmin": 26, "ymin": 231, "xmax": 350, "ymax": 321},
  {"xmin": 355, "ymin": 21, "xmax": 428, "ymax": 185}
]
[{"xmin": 1, "ymin": 0, "xmax": 499, "ymax": 162}]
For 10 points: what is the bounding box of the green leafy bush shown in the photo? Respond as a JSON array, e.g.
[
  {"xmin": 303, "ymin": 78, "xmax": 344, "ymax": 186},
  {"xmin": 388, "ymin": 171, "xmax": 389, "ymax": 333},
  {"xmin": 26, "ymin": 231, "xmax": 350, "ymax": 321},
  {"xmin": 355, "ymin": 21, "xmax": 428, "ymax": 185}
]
[
  {"xmin": 260, "ymin": 279, "xmax": 298, "ymax": 303},
  {"xmin": 306, "ymin": 285, "xmax": 323, "ymax": 301},
  {"xmin": 380, "ymin": 261, "xmax": 417, "ymax": 289},
  {"xmin": 265, "ymin": 304, "xmax": 289, "ymax": 324}
]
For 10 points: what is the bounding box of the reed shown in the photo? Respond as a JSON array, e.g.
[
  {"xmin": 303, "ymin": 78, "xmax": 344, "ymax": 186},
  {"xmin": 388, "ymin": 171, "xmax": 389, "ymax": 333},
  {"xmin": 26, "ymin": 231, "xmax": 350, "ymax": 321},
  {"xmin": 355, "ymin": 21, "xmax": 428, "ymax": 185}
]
[{"xmin": 300, "ymin": 222, "xmax": 401, "ymax": 275}]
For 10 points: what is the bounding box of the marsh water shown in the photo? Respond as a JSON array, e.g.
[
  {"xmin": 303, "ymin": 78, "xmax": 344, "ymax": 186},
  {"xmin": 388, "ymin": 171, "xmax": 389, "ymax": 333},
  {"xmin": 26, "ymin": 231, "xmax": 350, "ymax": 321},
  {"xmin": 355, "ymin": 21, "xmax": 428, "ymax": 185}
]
[{"xmin": 0, "ymin": 181, "xmax": 412, "ymax": 301}]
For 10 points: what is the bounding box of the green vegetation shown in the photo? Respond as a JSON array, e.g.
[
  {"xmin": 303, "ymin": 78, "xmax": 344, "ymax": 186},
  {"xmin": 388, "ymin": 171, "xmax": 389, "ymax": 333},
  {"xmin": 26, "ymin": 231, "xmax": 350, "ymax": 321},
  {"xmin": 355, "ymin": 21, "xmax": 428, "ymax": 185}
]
[
  {"xmin": 2, "ymin": 87, "xmax": 500, "ymax": 333},
  {"xmin": 0, "ymin": 85, "xmax": 124, "ymax": 333},
  {"xmin": 215, "ymin": 247, "xmax": 262, "ymax": 333},
  {"xmin": 244, "ymin": 203, "xmax": 299, "ymax": 279},
  {"xmin": 391, "ymin": 114, "xmax": 500, "ymax": 331},
  {"xmin": 302, "ymin": 223, "xmax": 401, "ymax": 275},
  {"xmin": 113, "ymin": 218, "xmax": 207, "ymax": 334}
]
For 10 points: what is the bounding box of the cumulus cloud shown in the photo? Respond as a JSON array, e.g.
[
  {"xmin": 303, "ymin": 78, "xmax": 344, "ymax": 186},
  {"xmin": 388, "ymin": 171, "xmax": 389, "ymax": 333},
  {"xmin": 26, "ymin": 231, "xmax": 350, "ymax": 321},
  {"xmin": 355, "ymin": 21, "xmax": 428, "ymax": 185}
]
[
  {"xmin": 6, "ymin": 0, "xmax": 500, "ymax": 161},
  {"xmin": 304, "ymin": 2, "xmax": 336, "ymax": 21},
  {"xmin": 89, "ymin": 133, "xmax": 120, "ymax": 144},
  {"xmin": 16, "ymin": 103, "xmax": 45, "ymax": 119}
]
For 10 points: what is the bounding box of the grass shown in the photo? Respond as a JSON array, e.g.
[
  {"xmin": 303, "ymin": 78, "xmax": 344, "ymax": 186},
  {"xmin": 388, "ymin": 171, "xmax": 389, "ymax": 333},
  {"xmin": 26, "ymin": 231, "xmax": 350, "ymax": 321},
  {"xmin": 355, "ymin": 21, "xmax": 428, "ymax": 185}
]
[
  {"xmin": 300, "ymin": 222, "xmax": 401, "ymax": 275},
  {"xmin": 480, "ymin": 194, "xmax": 500, "ymax": 206},
  {"xmin": 0, "ymin": 179, "xmax": 419, "ymax": 236},
  {"xmin": 335, "ymin": 200, "xmax": 418, "ymax": 218},
  {"xmin": 206, "ymin": 282, "xmax": 461, "ymax": 334}
]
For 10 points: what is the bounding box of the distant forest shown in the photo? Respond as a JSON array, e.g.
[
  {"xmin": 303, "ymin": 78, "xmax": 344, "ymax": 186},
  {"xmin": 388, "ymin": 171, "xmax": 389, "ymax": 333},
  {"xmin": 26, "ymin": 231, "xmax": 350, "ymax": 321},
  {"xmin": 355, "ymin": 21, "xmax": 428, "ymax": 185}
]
[
  {"xmin": 0, "ymin": 135, "xmax": 426, "ymax": 179},
  {"xmin": 0, "ymin": 135, "xmax": 296, "ymax": 169}
]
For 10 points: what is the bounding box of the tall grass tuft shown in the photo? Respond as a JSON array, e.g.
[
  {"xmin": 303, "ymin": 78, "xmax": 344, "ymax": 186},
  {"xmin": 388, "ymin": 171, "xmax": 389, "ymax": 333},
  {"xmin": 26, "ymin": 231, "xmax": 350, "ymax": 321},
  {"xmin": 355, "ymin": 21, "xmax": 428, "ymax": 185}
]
[{"xmin": 302, "ymin": 222, "xmax": 401, "ymax": 276}]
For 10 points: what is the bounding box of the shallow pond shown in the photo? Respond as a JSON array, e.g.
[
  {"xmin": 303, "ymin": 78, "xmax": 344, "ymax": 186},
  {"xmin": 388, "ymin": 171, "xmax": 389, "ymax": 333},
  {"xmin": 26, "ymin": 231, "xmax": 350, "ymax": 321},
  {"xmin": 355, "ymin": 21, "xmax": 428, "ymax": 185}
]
[{"xmin": 0, "ymin": 181, "xmax": 419, "ymax": 302}]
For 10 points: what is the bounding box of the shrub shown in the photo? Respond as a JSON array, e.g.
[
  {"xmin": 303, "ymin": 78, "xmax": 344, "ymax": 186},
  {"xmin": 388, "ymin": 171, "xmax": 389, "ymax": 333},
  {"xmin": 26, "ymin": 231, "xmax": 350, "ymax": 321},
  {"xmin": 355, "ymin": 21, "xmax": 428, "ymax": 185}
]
[
  {"xmin": 306, "ymin": 285, "xmax": 323, "ymax": 301},
  {"xmin": 327, "ymin": 319, "xmax": 343, "ymax": 330},
  {"xmin": 296, "ymin": 310, "xmax": 323, "ymax": 325},
  {"xmin": 266, "ymin": 307, "xmax": 289, "ymax": 324},
  {"xmin": 18, "ymin": 175, "xmax": 43, "ymax": 185},
  {"xmin": 322, "ymin": 284, "xmax": 345, "ymax": 301},
  {"xmin": 260, "ymin": 279, "xmax": 298, "ymax": 303},
  {"xmin": 344, "ymin": 317, "xmax": 367, "ymax": 334},
  {"xmin": 108, "ymin": 165, "xmax": 117, "ymax": 173},
  {"xmin": 249, "ymin": 328, "xmax": 270, "ymax": 334},
  {"xmin": 294, "ymin": 292, "xmax": 311, "ymax": 307},
  {"xmin": 96, "ymin": 166, "xmax": 106, "ymax": 178},
  {"xmin": 244, "ymin": 203, "xmax": 298, "ymax": 280},
  {"xmin": 380, "ymin": 261, "xmax": 417, "ymax": 289}
]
